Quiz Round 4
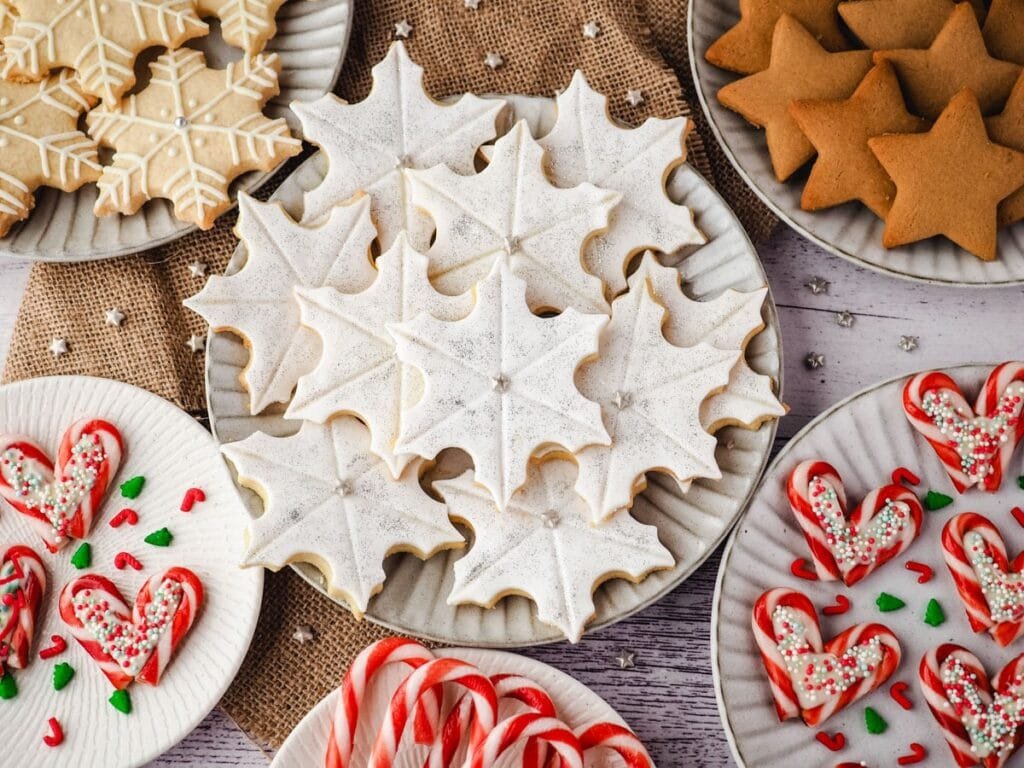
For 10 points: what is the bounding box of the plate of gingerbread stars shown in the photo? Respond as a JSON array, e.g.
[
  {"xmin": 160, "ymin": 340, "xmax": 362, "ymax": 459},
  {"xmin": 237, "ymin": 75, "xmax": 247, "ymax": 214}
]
[{"xmin": 689, "ymin": 0, "xmax": 1024, "ymax": 286}]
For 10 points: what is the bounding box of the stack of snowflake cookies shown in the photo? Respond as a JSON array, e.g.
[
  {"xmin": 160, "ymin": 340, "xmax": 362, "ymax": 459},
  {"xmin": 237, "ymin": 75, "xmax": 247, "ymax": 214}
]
[
  {"xmin": 188, "ymin": 42, "xmax": 785, "ymax": 643},
  {"xmin": 707, "ymin": 0, "xmax": 1024, "ymax": 262},
  {"xmin": 0, "ymin": 0, "xmax": 299, "ymax": 237}
]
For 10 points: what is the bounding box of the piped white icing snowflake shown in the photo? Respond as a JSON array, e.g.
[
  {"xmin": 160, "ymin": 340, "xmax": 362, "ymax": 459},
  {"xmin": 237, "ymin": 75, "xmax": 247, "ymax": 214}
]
[{"xmin": 196, "ymin": 0, "xmax": 286, "ymax": 55}]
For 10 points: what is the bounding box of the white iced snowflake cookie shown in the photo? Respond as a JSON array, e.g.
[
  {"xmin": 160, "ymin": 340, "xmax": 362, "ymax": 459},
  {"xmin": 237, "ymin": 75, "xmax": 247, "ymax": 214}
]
[
  {"xmin": 629, "ymin": 253, "xmax": 786, "ymax": 431},
  {"xmin": 407, "ymin": 120, "xmax": 621, "ymax": 314},
  {"xmin": 294, "ymin": 41, "xmax": 506, "ymax": 248},
  {"xmin": 196, "ymin": 0, "xmax": 286, "ymax": 55},
  {"xmin": 287, "ymin": 234, "xmax": 474, "ymax": 478},
  {"xmin": 184, "ymin": 194, "xmax": 377, "ymax": 413},
  {"xmin": 574, "ymin": 274, "xmax": 738, "ymax": 522},
  {"xmin": 389, "ymin": 260, "xmax": 610, "ymax": 511},
  {"xmin": 221, "ymin": 417, "xmax": 464, "ymax": 618},
  {"xmin": 438, "ymin": 459, "xmax": 674, "ymax": 643},
  {"xmin": 539, "ymin": 71, "xmax": 705, "ymax": 295}
]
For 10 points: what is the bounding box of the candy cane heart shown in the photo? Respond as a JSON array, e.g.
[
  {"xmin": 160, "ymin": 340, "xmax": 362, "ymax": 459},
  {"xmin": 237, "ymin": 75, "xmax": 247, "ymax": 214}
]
[
  {"xmin": 942, "ymin": 513, "xmax": 1024, "ymax": 647},
  {"xmin": 465, "ymin": 713, "xmax": 583, "ymax": 768},
  {"xmin": 576, "ymin": 722, "xmax": 653, "ymax": 768},
  {"xmin": 0, "ymin": 545, "xmax": 46, "ymax": 670},
  {"xmin": 903, "ymin": 364, "xmax": 1024, "ymax": 494},
  {"xmin": 0, "ymin": 418, "xmax": 123, "ymax": 552},
  {"xmin": 787, "ymin": 460, "xmax": 923, "ymax": 585},
  {"xmin": 919, "ymin": 643, "xmax": 1024, "ymax": 767},
  {"xmin": 752, "ymin": 588, "xmax": 902, "ymax": 726},
  {"xmin": 59, "ymin": 567, "xmax": 203, "ymax": 690}
]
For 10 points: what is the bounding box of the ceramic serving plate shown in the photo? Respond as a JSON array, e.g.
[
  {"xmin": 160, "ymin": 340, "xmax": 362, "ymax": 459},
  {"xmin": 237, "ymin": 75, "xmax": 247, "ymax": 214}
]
[
  {"xmin": 0, "ymin": 0, "xmax": 352, "ymax": 263},
  {"xmin": 688, "ymin": 0, "xmax": 1024, "ymax": 286}
]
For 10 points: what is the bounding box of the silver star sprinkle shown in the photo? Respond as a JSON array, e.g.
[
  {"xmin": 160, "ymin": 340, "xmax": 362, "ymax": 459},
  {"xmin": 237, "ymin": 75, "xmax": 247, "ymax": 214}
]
[
  {"xmin": 540, "ymin": 509, "xmax": 560, "ymax": 528},
  {"xmin": 582, "ymin": 20, "xmax": 601, "ymax": 39},
  {"xmin": 464, "ymin": 0, "xmax": 481, "ymax": 8},
  {"xmin": 49, "ymin": 338, "xmax": 69, "ymax": 358},
  {"xmin": 336, "ymin": 480, "xmax": 354, "ymax": 496},
  {"xmin": 484, "ymin": 51, "xmax": 504, "ymax": 70},
  {"xmin": 105, "ymin": 308, "xmax": 126, "ymax": 327},
  {"xmin": 898, "ymin": 335, "xmax": 919, "ymax": 352},
  {"xmin": 393, "ymin": 19, "xmax": 413, "ymax": 39},
  {"xmin": 188, "ymin": 261, "xmax": 208, "ymax": 279},
  {"xmin": 492, "ymin": 373, "xmax": 511, "ymax": 392},
  {"xmin": 292, "ymin": 625, "xmax": 315, "ymax": 644},
  {"xmin": 625, "ymin": 88, "xmax": 644, "ymax": 107},
  {"xmin": 805, "ymin": 276, "xmax": 830, "ymax": 295},
  {"xmin": 804, "ymin": 352, "xmax": 825, "ymax": 370},
  {"xmin": 835, "ymin": 310, "xmax": 854, "ymax": 328},
  {"xmin": 612, "ymin": 390, "xmax": 632, "ymax": 410},
  {"xmin": 615, "ymin": 650, "xmax": 636, "ymax": 669},
  {"xmin": 187, "ymin": 334, "xmax": 206, "ymax": 353}
]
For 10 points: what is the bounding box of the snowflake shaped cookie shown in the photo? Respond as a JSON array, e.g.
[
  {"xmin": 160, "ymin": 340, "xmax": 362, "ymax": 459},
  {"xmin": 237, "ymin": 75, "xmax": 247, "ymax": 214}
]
[
  {"xmin": 630, "ymin": 254, "xmax": 786, "ymax": 432},
  {"xmin": 389, "ymin": 260, "xmax": 610, "ymax": 511},
  {"xmin": 438, "ymin": 460, "xmax": 674, "ymax": 642},
  {"xmin": 287, "ymin": 234, "xmax": 473, "ymax": 478},
  {"xmin": 196, "ymin": 0, "xmax": 286, "ymax": 55},
  {"xmin": 184, "ymin": 194, "xmax": 377, "ymax": 413},
  {"xmin": 407, "ymin": 120, "xmax": 621, "ymax": 314},
  {"xmin": 222, "ymin": 417, "xmax": 464, "ymax": 618},
  {"xmin": 0, "ymin": 71, "xmax": 101, "ymax": 238},
  {"xmin": 88, "ymin": 49, "xmax": 301, "ymax": 229},
  {"xmin": 1, "ymin": 0, "xmax": 207, "ymax": 106},
  {"xmin": 574, "ymin": 275, "xmax": 738, "ymax": 521},
  {"xmin": 539, "ymin": 71, "xmax": 705, "ymax": 295},
  {"xmin": 294, "ymin": 42, "xmax": 505, "ymax": 248}
]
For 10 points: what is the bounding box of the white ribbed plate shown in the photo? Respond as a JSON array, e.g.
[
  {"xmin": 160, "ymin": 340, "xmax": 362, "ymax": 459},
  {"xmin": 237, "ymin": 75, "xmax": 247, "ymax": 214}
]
[
  {"xmin": 205, "ymin": 94, "xmax": 783, "ymax": 646},
  {"xmin": 0, "ymin": 0, "xmax": 352, "ymax": 263},
  {"xmin": 688, "ymin": 0, "xmax": 1024, "ymax": 285},
  {"xmin": 271, "ymin": 648, "xmax": 629, "ymax": 768},
  {"xmin": 713, "ymin": 364, "xmax": 1024, "ymax": 767},
  {"xmin": 0, "ymin": 376, "xmax": 263, "ymax": 768}
]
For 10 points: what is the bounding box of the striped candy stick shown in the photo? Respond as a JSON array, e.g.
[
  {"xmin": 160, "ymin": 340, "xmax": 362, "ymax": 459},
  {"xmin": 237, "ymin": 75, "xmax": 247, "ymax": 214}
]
[
  {"xmin": 787, "ymin": 460, "xmax": 845, "ymax": 581},
  {"xmin": 577, "ymin": 722, "xmax": 654, "ymax": 768},
  {"xmin": 0, "ymin": 545, "xmax": 46, "ymax": 670},
  {"xmin": 465, "ymin": 713, "xmax": 582, "ymax": 768},
  {"xmin": 752, "ymin": 588, "xmax": 821, "ymax": 721},
  {"xmin": 133, "ymin": 567, "xmax": 203, "ymax": 686},
  {"xmin": 975, "ymin": 362, "xmax": 1024, "ymax": 491},
  {"xmin": 59, "ymin": 573, "xmax": 135, "ymax": 689}
]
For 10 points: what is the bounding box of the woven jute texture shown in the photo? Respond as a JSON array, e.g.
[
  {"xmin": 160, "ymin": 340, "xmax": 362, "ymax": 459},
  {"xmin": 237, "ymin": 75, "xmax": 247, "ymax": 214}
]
[{"xmin": 2, "ymin": 0, "xmax": 776, "ymax": 751}]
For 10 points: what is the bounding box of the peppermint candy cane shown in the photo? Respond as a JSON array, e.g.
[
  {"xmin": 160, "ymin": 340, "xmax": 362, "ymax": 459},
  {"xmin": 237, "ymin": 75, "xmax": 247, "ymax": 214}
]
[
  {"xmin": 0, "ymin": 545, "xmax": 46, "ymax": 670},
  {"xmin": 787, "ymin": 460, "xmax": 845, "ymax": 581},
  {"xmin": 133, "ymin": 567, "xmax": 203, "ymax": 686},
  {"xmin": 577, "ymin": 722, "xmax": 654, "ymax": 768},
  {"xmin": 465, "ymin": 713, "xmax": 582, "ymax": 768},
  {"xmin": 975, "ymin": 362, "xmax": 1024, "ymax": 491},
  {"xmin": 752, "ymin": 588, "xmax": 819, "ymax": 721},
  {"xmin": 59, "ymin": 573, "xmax": 135, "ymax": 689}
]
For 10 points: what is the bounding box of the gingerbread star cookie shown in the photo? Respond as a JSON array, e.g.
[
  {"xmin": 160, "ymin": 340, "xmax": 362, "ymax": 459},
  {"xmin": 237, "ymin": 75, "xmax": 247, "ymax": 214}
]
[
  {"xmin": 987, "ymin": 75, "xmax": 1024, "ymax": 227},
  {"xmin": 184, "ymin": 194, "xmax": 377, "ymax": 413},
  {"xmin": 294, "ymin": 42, "xmax": 505, "ymax": 249},
  {"xmin": 0, "ymin": 0, "xmax": 207, "ymax": 106},
  {"xmin": 222, "ymin": 418, "xmax": 464, "ymax": 618},
  {"xmin": 0, "ymin": 71, "xmax": 101, "ymax": 238},
  {"xmin": 389, "ymin": 260, "xmax": 610, "ymax": 511},
  {"xmin": 789, "ymin": 62, "xmax": 930, "ymax": 219},
  {"xmin": 705, "ymin": 0, "xmax": 847, "ymax": 75},
  {"xmin": 438, "ymin": 459, "xmax": 673, "ymax": 643},
  {"xmin": 874, "ymin": 3, "xmax": 1022, "ymax": 119},
  {"xmin": 196, "ymin": 0, "xmax": 286, "ymax": 55},
  {"xmin": 717, "ymin": 15, "xmax": 873, "ymax": 181},
  {"xmin": 868, "ymin": 89, "xmax": 1024, "ymax": 260},
  {"xmin": 984, "ymin": 0, "xmax": 1024, "ymax": 66},
  {"xmin": 88, "ymin": 49, "xmax": 300, "ymax": 229},
  {"xmin": 838, "ymin": 0, "xmax": 958, "ymax": 49},
  {"xmin": 537, "ymin": 71, "xmax": 703, "ymax": 296}
]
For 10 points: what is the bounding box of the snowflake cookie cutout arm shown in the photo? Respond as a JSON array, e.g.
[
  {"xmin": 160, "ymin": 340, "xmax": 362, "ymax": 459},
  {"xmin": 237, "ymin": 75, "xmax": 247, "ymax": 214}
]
[
  {"xmin": 221, "ymin": 419, "xmax": 464, "ymax": 618},
  {"xmin": 88, "ymin": 49, "xmax": 301, "ymax": 229},
  {"xmin": 539, "ymin": 71, "xmax": 704, "ymax": 296},
  {"xmin": 438, "ymin": 460, "xmax": 674, "ymax": 643},
  {"xmin": 195, "ymin": 0, "xmax": 286, "ymax": 55}
]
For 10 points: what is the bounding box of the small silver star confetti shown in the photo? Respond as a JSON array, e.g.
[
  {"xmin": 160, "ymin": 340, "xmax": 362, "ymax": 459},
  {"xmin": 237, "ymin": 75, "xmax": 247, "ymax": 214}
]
[
  {"xmin": 105, "ymin": 308, "xmax": 126, "ymax": 327},
  {"xmin": 805, "ymin": 276, "xmax": 830, "ymax": 295},
  {"xmin": 540, "ymin": 509, "xmax": 560, "ymax": 528},
  {"xmin": 898, "ymin": 335, "xmax": 919, "ymax": 352},
  {"xmin": 464, "ymin": 0, "xmax": 481, "ymax": 8},
  {"xmin": 188, "ymin": 261, "xmax": 208, "ymax": 279},
  {"xmin": 615, "ymin": 649, "xmax": 636, "ymax": 669},
  {"xmin": 582, "ymin": 20, "xmax": 601, "ymax": 39},
  {"xmin": 484, "ymin": 51, "xmax": 504, "ymax": 70},
  {"xmin": 804, "ymin": 352, "xmax": 825, "ymax": 370},
  {"xmin": 49, "ymin": 338, "xmax": 69, "ymax": 358},
  {"xmin": 393, "ymin": 19, "xmax": 413, "ymax": 39},
  {"xmin": 835, "ymin": 310, "xmax": 854, "ymax": 328},
  {"xmin": 292, "ymin": 625, "xmax": 315, "ymax": 644},
  {"xmin": 187, "ymin": 334, "xmax": 206, "ymax": 353},
  {"xmin": 625, "ymin": 88, "xmax": 644, "ymax": 107}
]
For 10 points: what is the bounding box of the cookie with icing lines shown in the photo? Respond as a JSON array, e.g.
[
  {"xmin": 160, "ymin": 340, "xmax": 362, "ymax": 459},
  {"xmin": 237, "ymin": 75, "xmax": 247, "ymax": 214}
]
[
  {"xmin": 388, "ymin": 260, "xmax": 609, "ymax": 512},
  {"xmin": 0, "ymin": 545, "xmax": 46, "ymax": 671},
  {"xmin": 537, "ymin": 71, "xmax": 704, "ymax": 296},
  {"xmin": 287, "ymin": 234, "xmax": 474, "ymax": 478},
  {"xmin": 184, "ymin": 194, "xmax": 377, "ymax": 414},
  {"xmin": 572, "ymin": 271, "xmax": 738, "ymax": 522},
  {"xmin": 438, "ymin": 459, "xmax": 673, "ymax": 643},
  {"xmin": 406, "ymin": 120, "xmax": 620, "ymax": 315},
  {"xmin": 0, "ymin": 72, "xmax": 101, "ymax": 238},
  {"xmin": 221, "ymin": 418, "xmax": 463, "ymax": 618},
  {"xmin": 88, "ymin": 49, "xmax": 301, "ymax": 229},
  {"xmin": 195, "ymin": 0, "xmax": 286, "ymax": 55},
  {"xmin": 987, "ymin": 75, "xmax": 1024, "ymax": 228},
  {"xmin": 294, "ymin": 42, "xmax": 506, "ymax": 249}
]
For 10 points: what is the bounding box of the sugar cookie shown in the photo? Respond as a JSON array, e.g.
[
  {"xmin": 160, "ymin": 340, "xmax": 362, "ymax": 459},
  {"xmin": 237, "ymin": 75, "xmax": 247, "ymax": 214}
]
[{"xmin": 196, "ymin": 0, "xmax": 286, "ymax": 55}]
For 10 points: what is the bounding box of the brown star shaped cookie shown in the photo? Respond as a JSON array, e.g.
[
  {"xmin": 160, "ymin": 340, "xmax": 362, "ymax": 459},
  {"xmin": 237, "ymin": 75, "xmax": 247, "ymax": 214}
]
[
  {"xmin": 984, "ymin": 0, "xmax": 1024, "ymax": 66},
  {"xmin": 705, "ymin": 0, "xmax": 847, "ymax": 75},
  {"xmin": 717, "ymin": 15, "xmax": 873, "ymax": 181},
  {"xmin": 868, "ymin": 89, "xmax": 1024, "ymax": 260},
  {"xmin": 789, "ymin": 62, "xmax": 929, "ymax": 219},
  {"xmin": 874, "ymin": 3, "xmax": 1022, "ymax": 119},
  {"xmin": 986, "ymin": 76, "xmax": 1024, "ymax": 227},
  {"xmin": 838, "ymin": 0, "xmax": 957, "ymax": 49}
]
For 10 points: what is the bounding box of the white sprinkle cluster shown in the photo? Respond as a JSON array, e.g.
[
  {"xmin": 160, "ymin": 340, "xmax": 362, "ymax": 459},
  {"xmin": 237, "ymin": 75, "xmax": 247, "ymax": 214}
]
[
  {"xmin": 942, "ymin": 655, "xmax": 1024, "ymax": 758},
  {"xmin": 966, "ymin": 531, "xmax": 1024, "ymax": 623},
  {"xmin": 810, "ymin": 476, "xmax": 906, "ymax": 567}
]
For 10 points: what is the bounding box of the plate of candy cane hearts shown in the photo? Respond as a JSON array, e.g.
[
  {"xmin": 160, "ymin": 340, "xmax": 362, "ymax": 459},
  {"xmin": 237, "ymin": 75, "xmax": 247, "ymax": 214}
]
[
  {"xmin": 0, "ymin": 376, "xmax": 263, "ymax": 768},
  {"xmin": 271, "ymin": 638, "xmax": 652, "ymax": 768},
  {"xmin": 713, "ymin": 362, "xmax": 1024, "ymax": 768}
]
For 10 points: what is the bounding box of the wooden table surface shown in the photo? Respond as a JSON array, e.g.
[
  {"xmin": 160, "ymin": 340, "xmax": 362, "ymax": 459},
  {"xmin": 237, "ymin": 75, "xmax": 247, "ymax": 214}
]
[{"xmin": 2, "ymin": 226, "xmax": 1022, "ymax": 766}]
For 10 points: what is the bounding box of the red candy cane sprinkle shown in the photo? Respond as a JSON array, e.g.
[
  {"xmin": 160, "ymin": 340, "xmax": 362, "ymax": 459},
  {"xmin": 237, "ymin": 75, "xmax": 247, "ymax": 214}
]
[
  {"xmin": 890, "ymin": 681, "xmax": 913, "ymax": 710},
  {"xmin": 790, "ymin": 557, "xmax": 819, "ymax": 581},
  {"xmin": 823, "ymin": 595, "xmax": 851, "ymax": 615},
  {"xmin": 816, "ymin": 731, "xmax": 846, "ymax": 752},
  {"xmin": 1012, "ymin": 507, "xmax": 1024, "ymax": 528},
  {"xmin": 114, "ymin": 552, "xmax": 142, "ymax": 571},
  {"xmin": 43, "ymin": 718, "xmax": 63, "ymax": 747},
  {"xmin": 38, "ymin": 635, "xmax": 67, "ymax": 660},
  {"xmin": 109, "ymin": 508, "xmax": 138, "ymax": 528},
  {"xmin": 891, "ymin": 467, "xmax": 921, "ymax": 486},
  {"xmin": 897, "ymin": 743, "xmax": 926, "ymax": 765},
  {"xmin": 904, "ymin": 561, "xmax": 934, "ymax": 584},
  {"xmin": 180, "ymin": 487, "xmax": 206, "ymax": 512}
]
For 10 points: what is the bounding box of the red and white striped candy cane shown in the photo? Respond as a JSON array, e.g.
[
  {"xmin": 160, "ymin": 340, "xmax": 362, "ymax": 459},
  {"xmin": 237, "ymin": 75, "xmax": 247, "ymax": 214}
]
[
  {"xmin": 975, "ymin": 362, "xmax": 1024, "ymax": 491},
  {"xmin": 60, "ymin": 573, "xmax": 135, "ymax": 689},
  {"xmin": 577, "ymin": 722, "xmax": 653, "ymax": 768},
  {"xmin": 752, "ymin": 588, "xmax": 821, "ymax": 721},
  {"xmin": 787, "ymin": 460, "xmax": 845, "ymax": 582},
  {"xmin": 464, "ymin": 713, "xmax": 582, "ymax": 768},
  {"xmin": 0, "ymin": 545, "xmax": 46, "ymax": 670},
  {"xmin": 133, "ymin": 567, "xmax": 203, "ymax": 686}
]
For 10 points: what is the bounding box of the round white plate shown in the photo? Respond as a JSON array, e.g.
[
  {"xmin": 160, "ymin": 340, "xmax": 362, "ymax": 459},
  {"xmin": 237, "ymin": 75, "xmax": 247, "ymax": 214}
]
[
  {"xmin": 205, "ymin": 94, "xmax": 783, "ymax": 646},
  {"xmin": 0, "ymin": 0, "xmax": 353, "ymax": 263},
  {"xmin": 271, "ymin": 647, "xmax": 632, "ymax": 768},
  {"xmin": 0, "ymin": 376, "xmax": 263, "ymax": 768},
  {"xmin": 688, "ymin": 0, "xmax": 1024, "ymax": 286},
  {"xmin": 713, "ymin": 364, "xmax": 1024, "ymax": 767}
]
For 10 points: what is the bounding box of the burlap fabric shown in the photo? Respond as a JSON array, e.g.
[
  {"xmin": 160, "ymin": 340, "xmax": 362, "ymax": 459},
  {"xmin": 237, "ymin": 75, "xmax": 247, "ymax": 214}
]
[{"xmin": 1, "ymin": 0, "xmax": 777, "ymax": 750}]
